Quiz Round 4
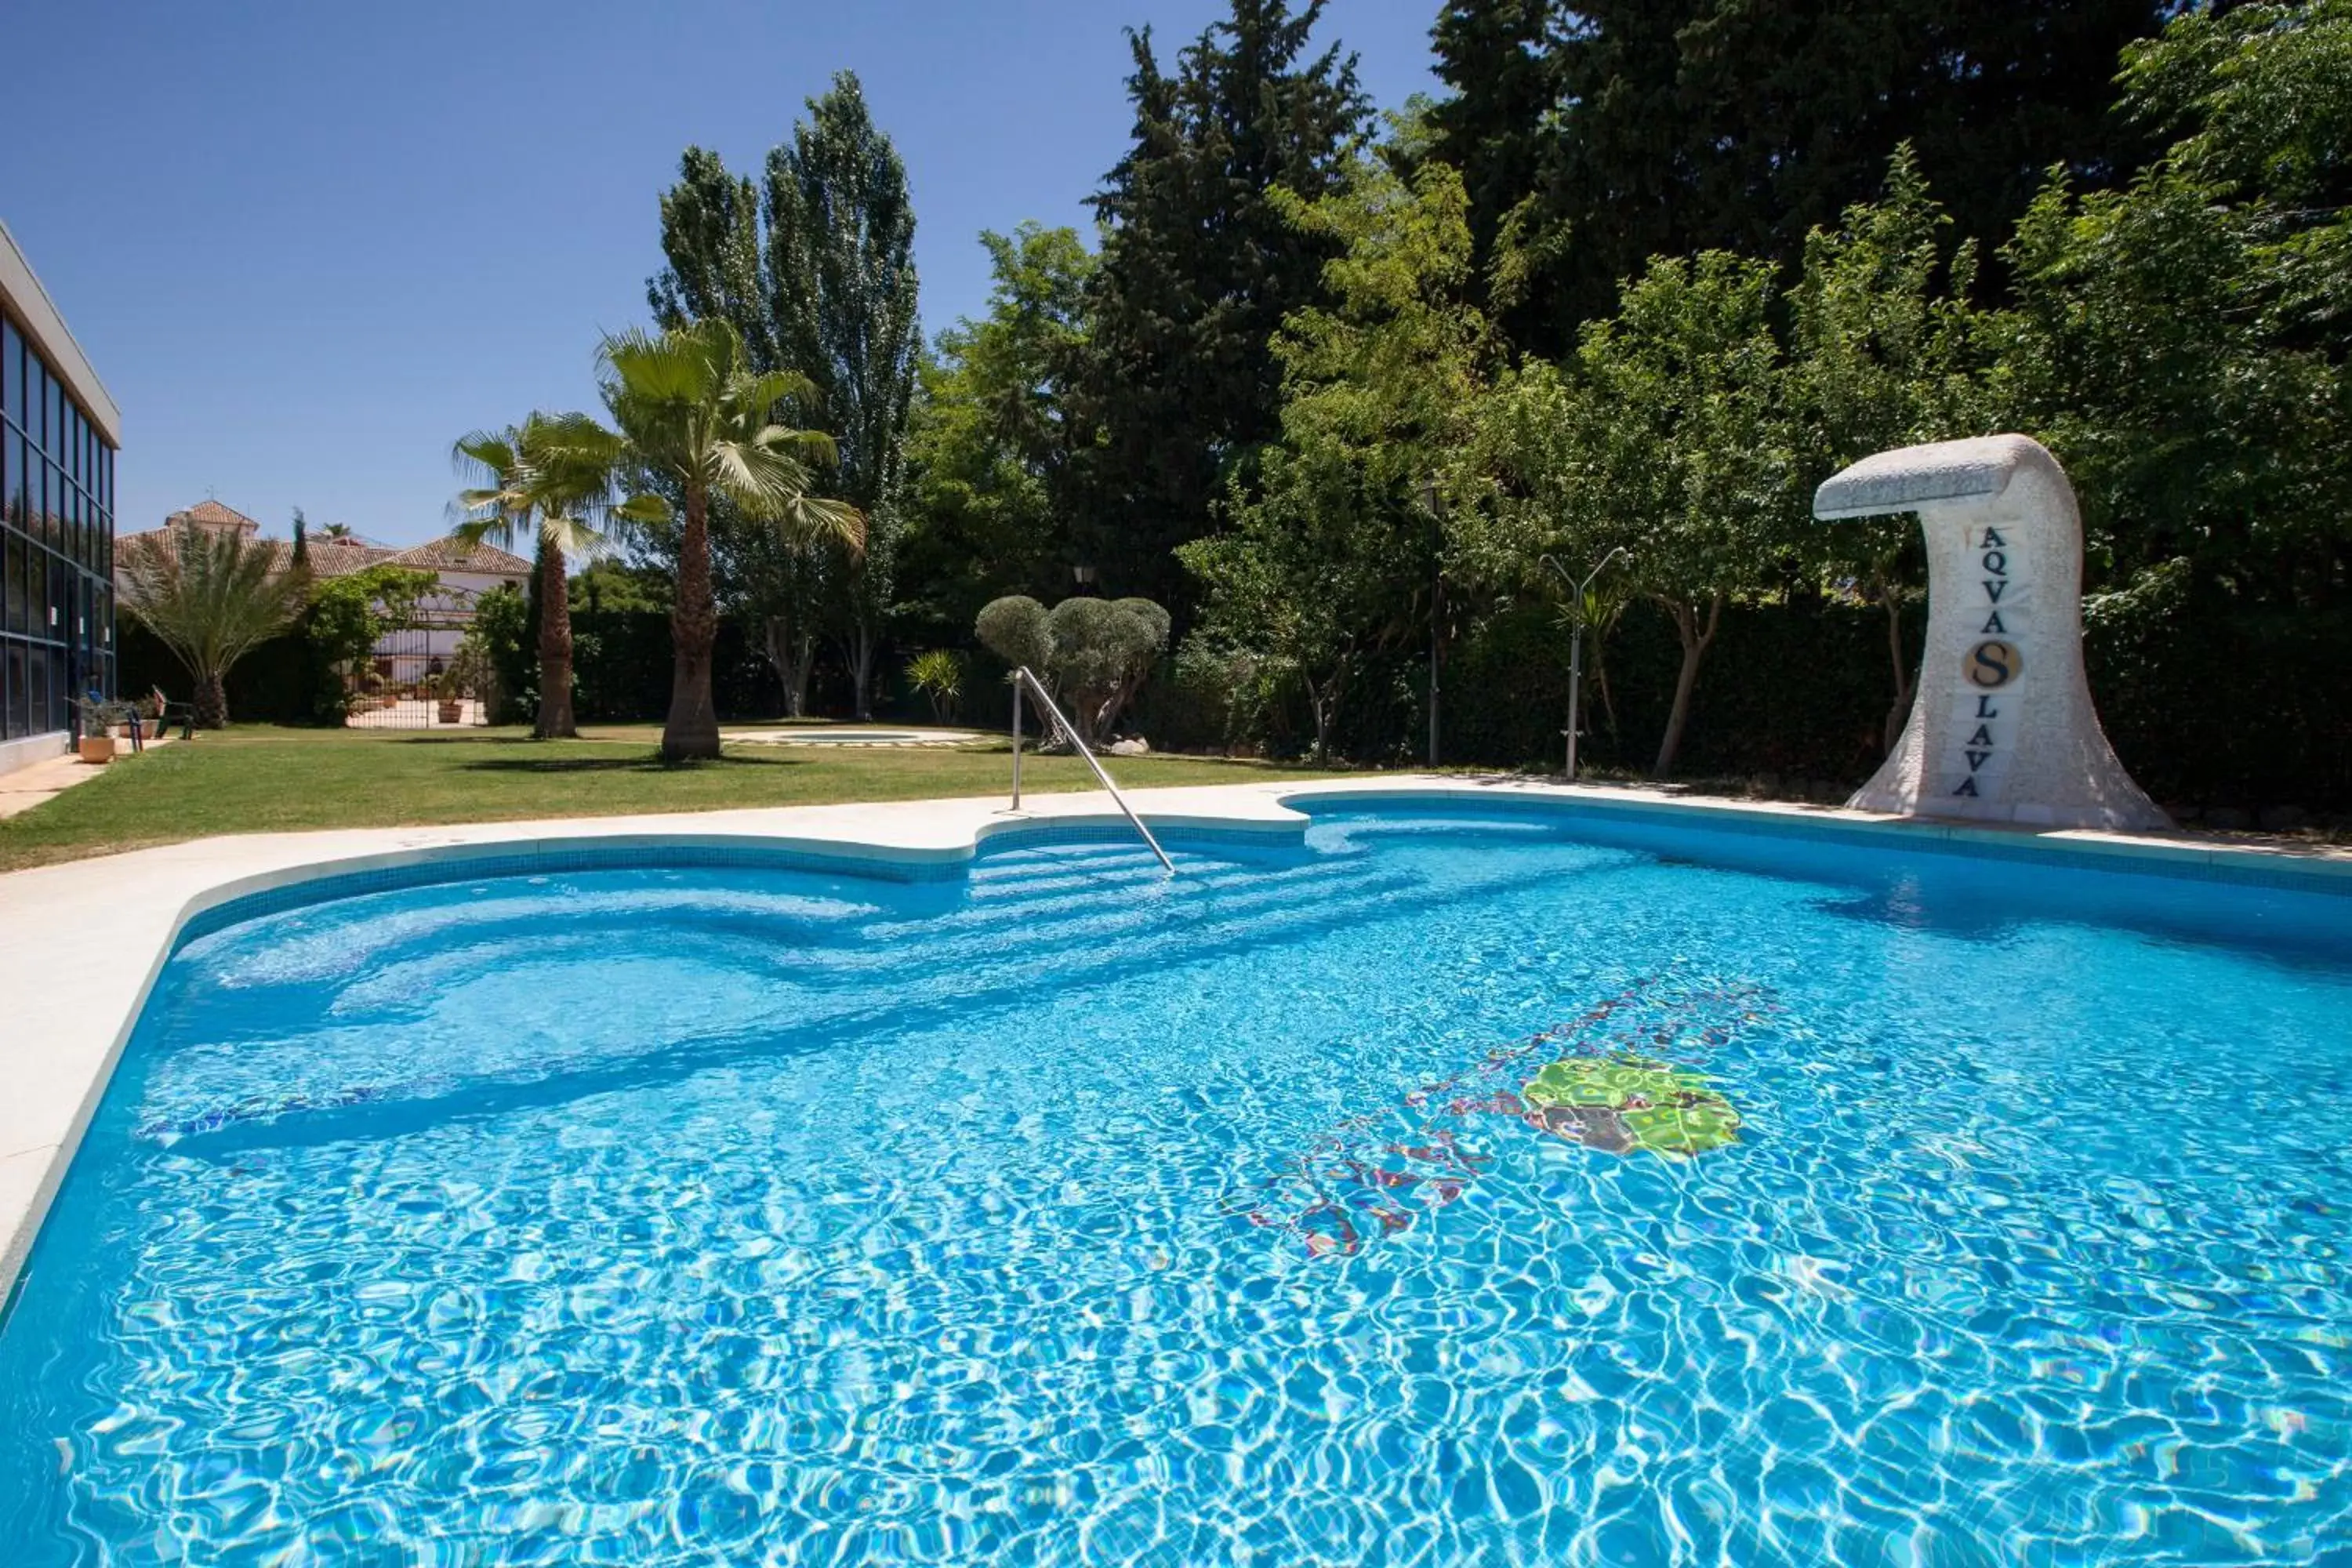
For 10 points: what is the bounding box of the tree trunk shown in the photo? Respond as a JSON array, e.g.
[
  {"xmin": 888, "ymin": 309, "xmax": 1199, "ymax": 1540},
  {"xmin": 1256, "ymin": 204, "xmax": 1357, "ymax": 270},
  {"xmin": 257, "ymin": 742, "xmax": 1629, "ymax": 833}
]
[
  {"xmin": 762, "ymin": 616, "xmax": 815, "ymax": 719},
  {"xmin": 1307, "ymin": 665, "xmax": 1346, "ymax": 764},
  {"xmin": 1650, "ymin": 592, "xmax": 1723, "ymax": 779},
  {"xmin": 662, "ymin": 481, "xmax": 722, "ymax": 762},
  {"xmin": 194, "ymin": 669, "xmax": 228, "ymax": 731},
  {"xmin": 1879, "ymin": 579, "xmax": 1915, "ymax": 757},
  {"xmin": 850, "ymin": 616, "xmax": 878, "ymax": 723},
  {"xmin": 1593, "ymin": 645, "xmax": 1620, "ymax": 744},
  {"xmin": 534, "ymin": 537, "xmax": 577, "ymax": 739}
]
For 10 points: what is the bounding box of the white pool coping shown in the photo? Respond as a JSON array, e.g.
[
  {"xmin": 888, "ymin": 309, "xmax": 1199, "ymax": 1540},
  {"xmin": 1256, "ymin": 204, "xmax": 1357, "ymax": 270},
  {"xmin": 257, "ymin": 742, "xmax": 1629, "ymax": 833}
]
[{"xmin": 2, "ymin": 774, "xmax": 2345, "ymax": 1302}]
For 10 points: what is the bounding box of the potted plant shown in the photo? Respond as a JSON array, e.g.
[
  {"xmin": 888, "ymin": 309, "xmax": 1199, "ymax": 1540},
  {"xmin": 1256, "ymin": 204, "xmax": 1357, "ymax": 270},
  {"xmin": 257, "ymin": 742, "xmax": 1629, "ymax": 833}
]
[
  {"xmin": 74, "ymin": 698, "xmax": 118, "ymax": 764},
  {"xmin": 438, "ymin": 641, "xmax": 488, "ymax": 726}
]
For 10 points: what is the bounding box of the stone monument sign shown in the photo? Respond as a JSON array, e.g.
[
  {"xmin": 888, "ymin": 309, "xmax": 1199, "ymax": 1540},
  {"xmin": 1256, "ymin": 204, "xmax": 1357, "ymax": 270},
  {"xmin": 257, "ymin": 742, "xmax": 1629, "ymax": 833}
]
[{"xmin": 1813, "ymin": 434, "xmax": 2167, "ymax": 830}]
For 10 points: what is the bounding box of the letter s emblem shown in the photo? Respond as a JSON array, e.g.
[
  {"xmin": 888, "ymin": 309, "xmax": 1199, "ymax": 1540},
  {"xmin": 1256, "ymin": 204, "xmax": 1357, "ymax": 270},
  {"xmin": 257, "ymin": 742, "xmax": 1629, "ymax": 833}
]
[{"xmin": 1966, "ymin": 641, "xmax": 2020, "ymax": 688}]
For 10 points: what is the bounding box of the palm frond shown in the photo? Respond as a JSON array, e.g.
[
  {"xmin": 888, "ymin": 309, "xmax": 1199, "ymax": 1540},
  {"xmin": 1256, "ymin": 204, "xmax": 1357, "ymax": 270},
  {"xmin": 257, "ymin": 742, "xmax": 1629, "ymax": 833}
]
[{"xmin": 119, "ymin": 522, "xmax": 312, "ymax": 688}]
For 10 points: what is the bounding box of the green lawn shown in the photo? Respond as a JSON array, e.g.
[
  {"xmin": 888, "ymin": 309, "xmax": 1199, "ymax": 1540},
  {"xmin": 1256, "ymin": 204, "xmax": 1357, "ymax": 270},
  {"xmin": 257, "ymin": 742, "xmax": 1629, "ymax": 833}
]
[{"xmin": 0, "ymin": 725, "xmax": 1345, "ymax": 873}]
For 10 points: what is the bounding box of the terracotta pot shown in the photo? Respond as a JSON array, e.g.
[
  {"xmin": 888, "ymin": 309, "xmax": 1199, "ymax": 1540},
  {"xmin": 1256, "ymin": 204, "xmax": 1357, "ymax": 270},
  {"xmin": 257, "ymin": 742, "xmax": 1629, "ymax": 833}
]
[
  {"xmin": 78, "ymin": 735, "xmax": 115, "ymax": 764},
  {"xmin": 437, "ymin": 702, "xmax": 463, "ymax": 724}
]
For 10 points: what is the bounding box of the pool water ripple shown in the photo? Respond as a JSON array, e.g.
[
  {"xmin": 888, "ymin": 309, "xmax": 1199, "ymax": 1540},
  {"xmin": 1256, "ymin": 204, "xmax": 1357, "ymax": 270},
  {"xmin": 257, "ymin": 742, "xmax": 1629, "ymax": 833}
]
[{"xmin": 2, "ymin": 808, "xmax": 2349, "ymax": 1563}]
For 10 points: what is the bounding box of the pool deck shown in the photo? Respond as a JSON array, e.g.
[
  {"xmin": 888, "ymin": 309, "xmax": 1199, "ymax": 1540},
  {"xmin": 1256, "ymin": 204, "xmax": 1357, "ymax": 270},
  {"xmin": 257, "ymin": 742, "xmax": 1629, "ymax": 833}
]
[{"xmin": 2, "ymin": 774, "xmax": 2347, "ymax": 1301}]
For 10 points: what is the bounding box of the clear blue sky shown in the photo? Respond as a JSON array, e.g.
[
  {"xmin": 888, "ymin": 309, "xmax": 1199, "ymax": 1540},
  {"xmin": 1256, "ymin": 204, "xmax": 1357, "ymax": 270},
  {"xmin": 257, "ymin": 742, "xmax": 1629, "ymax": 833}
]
[{"xmin": 2, "ymin": 1, "xmax": 1441, "ymax": 548}]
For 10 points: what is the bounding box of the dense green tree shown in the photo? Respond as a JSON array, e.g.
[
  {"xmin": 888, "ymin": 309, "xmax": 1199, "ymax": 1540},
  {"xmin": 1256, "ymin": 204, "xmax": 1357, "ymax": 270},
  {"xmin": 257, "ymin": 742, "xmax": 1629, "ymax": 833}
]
[
  {"xmin": 597, "ymin": 318, "xmax": 862, "ymax": 761},
  {"xmin": 1068, "ymin": 0, "xmax": 1369, "ymax": 608},
  {"xmin": 1180, "ymin": 145, "xmax": 1492, "ymax": 759},
  {"xmin": 1991, "ymin": 0, "xmax": 2351, "ymax": 606},
  {"xmin": 570, "ymin": 558, "xmax": 672, "ymax": 615},
  {"xmin": 900, "ymin": 223, "xmax": 1095, "ymax": 640},
  {"xmin": 1471, "ymin": 254, "xmax": 1798, "ymax": 777},
  {"xmin": 1789, "ymin": 147, "xmax": 1996, "ymax": 751},
  {"xmin": 1424, "ymin": 0, "xmax": 1560, "ymax": 306},
  {"xmin": 1496, "ymin": 1, "xmax": 2172, "ymax": 348},
  {"xmin": 1180, "ymin": 444, "xmax": 1411, "ymax": 761},
  {"xmin": 304, "ymin": 564, "xmax": 437, "ymax": 721}
]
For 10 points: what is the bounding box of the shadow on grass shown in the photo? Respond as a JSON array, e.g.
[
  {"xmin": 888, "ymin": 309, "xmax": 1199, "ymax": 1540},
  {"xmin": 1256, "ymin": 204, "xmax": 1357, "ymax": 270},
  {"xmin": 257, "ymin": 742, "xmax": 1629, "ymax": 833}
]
[
  {"xmin": 459, "ymin": 753, "xmax": 808, "ymax": 775},
  {"xmin": 390, "ymin": 733, "xmax": 652, "ymax": 747}
]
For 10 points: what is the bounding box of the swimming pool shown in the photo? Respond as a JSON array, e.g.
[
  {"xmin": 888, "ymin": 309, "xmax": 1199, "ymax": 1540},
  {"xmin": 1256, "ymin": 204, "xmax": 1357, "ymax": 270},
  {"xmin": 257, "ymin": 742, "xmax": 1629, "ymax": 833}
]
[{"xmin": 2, "ymin": 802, "xmax": 2347, "ymax": 1563}]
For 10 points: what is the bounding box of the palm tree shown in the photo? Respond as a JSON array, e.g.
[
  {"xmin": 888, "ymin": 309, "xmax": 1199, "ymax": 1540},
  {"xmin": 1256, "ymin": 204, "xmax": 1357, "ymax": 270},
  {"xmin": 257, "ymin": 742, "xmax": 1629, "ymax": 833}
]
[
  {"xmin": 118, "ymin": 521, "xmax": 313, "ymax": 729},
  {"xmin": 597, "ymin": 318, "xmax": 862, "ymax": 761},
  {"xmin": 452, "ymin": 412, "xmax": 639, "ymax": 739},
  {"xmin": 318, "ymin": 521, "xmax": 357, "ymax": 540}
]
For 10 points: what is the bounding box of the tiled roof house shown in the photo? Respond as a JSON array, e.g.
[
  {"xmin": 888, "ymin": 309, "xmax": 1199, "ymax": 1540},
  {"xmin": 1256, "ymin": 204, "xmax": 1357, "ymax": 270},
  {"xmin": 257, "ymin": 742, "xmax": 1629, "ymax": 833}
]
[
  {"xmin": 118, "ymin": 506, "xmax": 532, "ymax": 586},
  {"xmin": 118, "ymin": 506, "xmax": 532, "ymax": 676}
]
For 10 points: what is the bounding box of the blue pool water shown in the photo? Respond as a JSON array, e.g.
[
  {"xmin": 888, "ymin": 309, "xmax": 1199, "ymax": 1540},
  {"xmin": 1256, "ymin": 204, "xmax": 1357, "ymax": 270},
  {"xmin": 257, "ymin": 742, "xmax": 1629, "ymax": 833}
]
[{"xmin": 3, "ymin": 805, "xmax": 2349, "ymax": 1564}]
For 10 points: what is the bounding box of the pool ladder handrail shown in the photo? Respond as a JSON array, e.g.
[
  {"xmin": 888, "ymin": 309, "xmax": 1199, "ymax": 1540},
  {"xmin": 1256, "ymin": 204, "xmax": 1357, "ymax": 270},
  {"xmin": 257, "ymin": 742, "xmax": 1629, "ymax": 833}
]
[{"xmin": 1007, "ymin": 666, "xmax": 1176, "ymax": 874}]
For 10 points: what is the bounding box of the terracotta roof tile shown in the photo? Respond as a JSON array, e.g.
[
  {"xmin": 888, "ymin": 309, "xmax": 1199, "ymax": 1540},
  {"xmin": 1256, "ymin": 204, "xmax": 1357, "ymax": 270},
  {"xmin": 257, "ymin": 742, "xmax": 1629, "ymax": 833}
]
[
  {"xmin": 162, "ymin": 499, "xmax": 261, "ymax": 532},
  {"xmin": 115, "ymin": 528, "xmax": 394, "ymax": 579},
  {"xmin": 384, "ymin": 535, "xmax": 533, "ymax": 575}
]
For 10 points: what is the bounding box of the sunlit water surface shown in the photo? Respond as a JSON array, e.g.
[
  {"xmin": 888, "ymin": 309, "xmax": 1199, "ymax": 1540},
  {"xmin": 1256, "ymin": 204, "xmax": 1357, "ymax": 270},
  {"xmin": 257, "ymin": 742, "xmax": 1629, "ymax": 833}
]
[{"xmin": 2, "ymin": 806, "xmax": 2347, "ymax": 1565}]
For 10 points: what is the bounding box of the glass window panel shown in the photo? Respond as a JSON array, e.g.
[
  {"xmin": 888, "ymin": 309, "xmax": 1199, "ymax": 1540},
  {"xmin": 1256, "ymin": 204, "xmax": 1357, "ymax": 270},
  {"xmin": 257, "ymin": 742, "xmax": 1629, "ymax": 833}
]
[
  {"xmin": 9, "ymin": 438, "xmax": 26, "ymax": 532},
  {"xmin": 5, "ymin": 536, "xmax": 23, "ymax": 634},
  {"xmin": 0, "ymin": 319, "xmax": 16, "ymax": 427},
  {"xmin": 5, "ymin": 643, "xmax": 23, "ymax": 739},
  {"xmin": 27, "ymin": 644, "xmax": 49, "ymax": 733}
]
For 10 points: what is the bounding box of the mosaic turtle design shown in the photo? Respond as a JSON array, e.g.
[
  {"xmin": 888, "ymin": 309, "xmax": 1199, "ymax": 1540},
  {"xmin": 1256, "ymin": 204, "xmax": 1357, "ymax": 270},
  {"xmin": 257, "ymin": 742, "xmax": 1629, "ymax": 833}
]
[
  {"xmin": 1238, "ymin": 972, "xmax": 1767, "ymax": 1259},
  {"xmin": 1519, "ymin": 1054, "xmax": 1740, "ymax": 1158}
]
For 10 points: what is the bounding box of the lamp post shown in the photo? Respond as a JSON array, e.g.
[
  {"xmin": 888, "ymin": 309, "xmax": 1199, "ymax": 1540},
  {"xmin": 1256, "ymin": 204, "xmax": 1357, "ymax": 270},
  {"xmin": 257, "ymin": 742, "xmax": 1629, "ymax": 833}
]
[
  {"xmin": 1420, "ymin": 477, "xmax": 1444, "ymax": 770},
  {"xmin": 1541, "ymin": 546, "xmax": 1630, "ymax": 782}
]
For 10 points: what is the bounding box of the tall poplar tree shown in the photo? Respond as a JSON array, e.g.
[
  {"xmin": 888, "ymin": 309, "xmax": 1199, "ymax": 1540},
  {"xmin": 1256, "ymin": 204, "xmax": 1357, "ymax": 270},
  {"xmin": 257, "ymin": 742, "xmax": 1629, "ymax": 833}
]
[
  {"xmin": 648, "ymin": 73, "xmax": 920, "ymax": 720},
  {"xmin": 764, "ymin": 73, "xmax": 921, "ymax": 718},
  {"xmin": 1069, "ymin": 0, "xmax": 1369, "ymax": 610}
]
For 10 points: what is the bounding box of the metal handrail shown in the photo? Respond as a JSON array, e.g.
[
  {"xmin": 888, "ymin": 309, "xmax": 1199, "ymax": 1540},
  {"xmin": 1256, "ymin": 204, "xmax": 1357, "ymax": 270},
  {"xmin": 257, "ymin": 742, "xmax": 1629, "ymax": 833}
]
[{"xmin": 1007, "ymin": 666, "xmax": 1175, "ymax": 874}]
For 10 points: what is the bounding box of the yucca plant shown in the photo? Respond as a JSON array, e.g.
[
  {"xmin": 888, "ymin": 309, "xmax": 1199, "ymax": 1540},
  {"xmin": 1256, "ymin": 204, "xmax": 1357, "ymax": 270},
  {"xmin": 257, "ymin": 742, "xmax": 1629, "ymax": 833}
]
[
  {"xmin": 905, "ymin": 648, "xmax": 965, "ymax": 724},
  {"xmin": 118, "ymin": 521, "xmax": 313, "ymax": 729},
  {"xmin": 597, "ymin": 318, "xmax": 863, "ymax": 761}
]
